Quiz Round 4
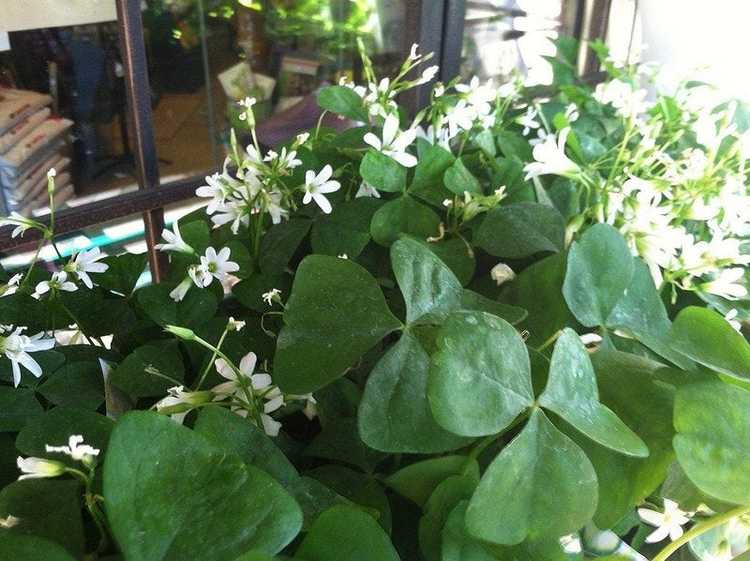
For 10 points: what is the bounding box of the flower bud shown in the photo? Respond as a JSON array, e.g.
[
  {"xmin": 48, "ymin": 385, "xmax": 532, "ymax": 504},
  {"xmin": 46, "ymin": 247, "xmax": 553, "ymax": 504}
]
[
  {"xmin": 17, "ymin": 456, "xmax": 66, "ymax": 480},
  {"xmin": 165, "ymin": 325, "xmax": 196, "ymax": 341}
]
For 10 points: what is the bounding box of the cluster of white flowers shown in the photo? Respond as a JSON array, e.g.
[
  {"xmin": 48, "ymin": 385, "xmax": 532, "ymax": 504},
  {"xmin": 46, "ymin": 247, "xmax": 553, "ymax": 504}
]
[
  {"xmin": 525, "ymin": 69, "xmax": 750, "ymax": 301},
  {"xmin": 155, "ymin": 224, "xmax": 241, "ymax": 302},
  {"xmin": 0, "ymin": 325, "xmax": 56, "ymax": 387},
  {"xmin": 156, "ymin": 350, "xmax": 315, "ymax": 436}
]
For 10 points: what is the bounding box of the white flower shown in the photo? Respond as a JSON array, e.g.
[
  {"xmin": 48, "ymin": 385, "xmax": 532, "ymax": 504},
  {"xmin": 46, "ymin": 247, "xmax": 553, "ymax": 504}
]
[
  {"xmin": 64, "ymin": 248, "xmax": 109, "ymax": 289},
  {"xmin": 0, "ymin": 273, "xmax": 23, "ymax": 298},
  {"xmin": 212, "ymin": 352, "xmax": 284, "ymax": 436},
  {"xmin": 0, "ymin": 515, "xmax": 20, "ymax": 528},
  {"xmin": 296, "ymin": 132, "xmax": 310, "ymax": 146},
  {"xmin": 265, "ymin": 147, "xmax": 302, "ymax": 170},
  {"xmin": 303, "ymin": 165, "xmax": 341, "ymax": 214},
  {"xmin": 433, "ymin": 83, "xmax": 445, "ymax": 97},
  {"xmin": 155, "ymin": 221, "xmax": 195, "ymax": 254},
  {"xmin": 211, "ymin": 202, "xmax": 250, "ymax": 234},
  {"xmin": 524, "ymin": 127, "xmax": 580, "ymax": 180},
  {"xmin": 517, "ymin": 106, "xmax": 540, "ymax": 136},
  {"xmin": 16, "ymin": 456, "xmax": 66, "ymax": 480},
  {"xmin": 227, "ymin": 317, "xmax": 246, "ymax": 332},
  {"xmin": 169, "ymin": 273, "xmax": 195, "ymax": 302},
  {"xmin": 45, "ymin": 435, "xmax": 100, "ymax": 464},
  {"xmin": 338, "ymin": 254, "xmax": 348, "ymax": 259},
  {"xmin": 701, "ymin": 268, "xmax": 747, "ymax": 300},
  {"xmin": 238, "ymin": 96, "xmax": 256, "ymax": 123},
  {"xmin": 363, "ymin": 114, "xmax": 418, "ymax": 168},
  {"xmin": 0, "ymin": 326, "xmax": 56, "ymax": 387},
  {"xmin": 156, "ymin": 385, "xmax": 213, "ymax": 422},
  {"xmin": 579, "ymin": 333, "xmax": 603, "ymax": 346},
  {"xmin": 200, "ymin": 247, "xmax": 240, "ymax": 283},
  {"xmin": 263, "ymin": 189, "xmax": 288, "ymax": 225},
  {"xmin": 47, "ymin": 168, "xmax": 57, "ymax": 179},
  {"xmin": 455, "ymin": 76, "xmax": 496, "ymax": 117},
  {"xmin": 34, "ymin": 271, "xmax": 78, "ymax": 298},
  {"xmin": 355, "ymin": 182, "xmax": 380, "ymax": 199},
  {"xmin": 0, "ymin": 212, "xmax": 39, "ymax": 238},
  {"xmin": 725, "ymin": 309, "xmax": 742, "ymax": 332},
  {"xmin": 196, "ymin": 172, "xmax": 243, "ymax": 215},
  {"xmin": 409, "ymin": 43, "xmax": 420, "ymax": 60},
  {"xmin": 262, "ymin": 288, "xmax": 281, "ymax": 306},
  {"xmin": 490, "ymin": 263, "xmax": 515, "ymax": 286},
  {"xmin": 638, "ymin": 499, "xmax": 691, "ymax": 543},
  {"xmin": 594, "ymin": 79, "xmax": 649, "ymax": 118},
  {"xmin": 445, "ymin": 100, "xmax": 478, "ymax": 137},
  {"xmin": 416, "ymin": 65, "xmax": 439, "ymax": 85}
]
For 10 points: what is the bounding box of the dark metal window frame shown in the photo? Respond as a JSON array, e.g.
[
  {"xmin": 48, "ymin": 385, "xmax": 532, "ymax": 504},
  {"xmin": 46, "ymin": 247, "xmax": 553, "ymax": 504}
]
[{"xmin": 0, "ymin": 0, "xmax": 609, "ymax": 281}]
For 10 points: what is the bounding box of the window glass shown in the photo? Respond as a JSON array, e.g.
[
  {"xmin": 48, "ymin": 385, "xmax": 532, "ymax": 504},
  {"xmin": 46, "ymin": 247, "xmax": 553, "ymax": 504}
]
[
  {"xmin": 1, "ymin": 0, "xmax": 408, "ymax": 260},
  {"xmin": 460, "ymin": 0, "xmax": 562, "ymax": 86}
]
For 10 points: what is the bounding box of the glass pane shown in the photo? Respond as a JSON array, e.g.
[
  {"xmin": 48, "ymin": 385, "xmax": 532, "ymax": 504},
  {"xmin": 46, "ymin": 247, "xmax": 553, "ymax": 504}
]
[
  {"xmin": 460, "ymin": 0, "xmax": 562, "ymax": 86},
  {"xmin": 1, "ymin": 1, "xmax": 409, "ymax": 254}
]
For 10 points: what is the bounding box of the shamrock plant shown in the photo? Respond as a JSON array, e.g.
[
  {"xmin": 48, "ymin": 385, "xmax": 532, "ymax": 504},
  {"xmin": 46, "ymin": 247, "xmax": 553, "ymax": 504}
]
[{"xmin": 0, "ymin": 39, "xmax": 749, "ymax": 561}]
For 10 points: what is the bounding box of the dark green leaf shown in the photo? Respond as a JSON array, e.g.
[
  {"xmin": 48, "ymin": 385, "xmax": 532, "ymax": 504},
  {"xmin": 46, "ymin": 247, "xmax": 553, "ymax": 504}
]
[
  {"xmin": 0, "ymin": 387, "xmax": 42, "ymax": 432},
  {"xmin": 38, "ymin": 361, "xmax": 104, "ymax": 410},
  {"xmin": 419, "ymin": 474, "xmax": 479, "ymax": 561},
  {"xmin": 442, "ymin": 502, "xmax": 498, "ymax": 561},
  {"xmin": 110, "ymin": 341, "xmax": 184, "ymax": 398},
  {"xmin": 259, "ymin": 219, "xmax": 312, "ymax": 275},
  {"xmin": 673, "ymin": 381, "xmax": 750, "ymax": 504},
  {"xmin": 317, "ymin": 86, "xmax": 369, "ymax": 122},
  {"xmin": 476, "ymin": 203, "xmax": 565, "ymax": 259},
  {"xmin": 444, "ymin": 158, "xmax": 482, "ymax": 196},
  {"xmin": 0, "ymin": 479, "xmax": 84, "ymax": 557},
  {"xmin": 563, "ymin": 224, "xmax": 634, "ymax": 327},
  {"xmin": 391, "ymin": 237, "xmax": 463, "ymax": 324},
  {"xmin": 460, "ymin": 290, "xmax": 527, "ymax": 325},
  {"xmin": 466, "ymin": 409, "xmax": 597, "ymax": 545},
  {"xmin": 670, "ymin": 306, "xmax": 750, "ymax": 382},
  {"xmin": 359, "ymin": 332, "xmax": 470, "ymax": 453},
  {"xmin": 275, "ymin": 255, "xmax": 400, "ymax": 394},
  {"xmin": 539, "ymin": 329, "xmax": 648, "ymax": 457},
  {"xmin": 194, "ymin": 407, "xmax": 298, "ymax": 485},
  {"xmin": 0, "ymin": 534, "xmax": 78, "ymax": 561},
  {"xmin": 305, "ymin": 418, "xmax": 387, "ymax": 473},
  {"xmin": 370, "ymin": 195, "xmax": 441, "ymax": 247},
  {"xmin": 311, "ymin": 198, "xmax": 381, "ymax": 258},
  {"xmin": 361, "ymin": 150, "xmax": 407, "ymax": 193},
  {"xmin": 580, "ymin": 351, "xmax": 676, "ymax": 527},
  {"xmin": 386, "ymin": 456, "xmax": 479, "ymax": 507},
  {"xmin": 409, "ymin": 143, "xmax": 455, "ymax": 205},
  {"xmin": 501, "ymin": 253, "xmax": 572, "ymax": 347},
  {"xmin": 103, "ymin": 411, "xmax": 302, "ymax": 561},
  {"xmin": 430, "ymin": 311, "xmax": 534, "ymax": 437},
  {"xmin": 98, "ymin": 252, "xmax": 147, "ymax": 295},
  {"xmin": 295, "ymin": 505, "xmax": 400, "ymax": 561}
]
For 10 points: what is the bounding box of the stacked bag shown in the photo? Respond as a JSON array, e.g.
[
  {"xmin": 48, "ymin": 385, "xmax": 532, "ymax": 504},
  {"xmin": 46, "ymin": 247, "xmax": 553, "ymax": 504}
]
[{"xmin": 0, "ymin": 88, "xmax": 73, "ymax": 217}]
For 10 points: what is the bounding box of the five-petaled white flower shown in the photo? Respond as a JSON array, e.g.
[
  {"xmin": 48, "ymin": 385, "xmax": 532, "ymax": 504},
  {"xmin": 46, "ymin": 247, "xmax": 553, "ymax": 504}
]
[
  {"xmin": 638, "ymin": 499, "xmax": 691, "ymax": 543},
  {"xmin": 363, "ymin": 114, "xmax": 418, "ymax": 168},
  {"xmin": 155, "ymin": 221, "xmax": 195, "ymax": 254},
  {"xmin": 0, "ymin": 326, "xmax": 56, "ymax": 387},
  {"xmin": 303, "ymin": 165, "xmax": 341, "ymax": 214},
  {"xmin": 199, "ymin": 247, "xmax": 240, "ymax": 284},
  {"xmin": 16, "ymin": 456, "xmax": 66, "ymax": 480},
  {"xmin": 262, "ymin": 288, "xmax": 281, "ymax": 306},
  {"xmin": 34, "ymin": 271, "xmax": 77, "ymax": 298},
  {"xmin": 45, "ymin": 435, "xmax": 100, "ymax": 464},
  {"xmin": 523, "ymin": 127, "xmax": 580, "ymax": 180},
  {"xmin": 701, "ymin": 268, "xmax": 747, "ymax": 300},
  {"xmin": 64, "ymin": 247, "xmax": 109, "ymax": 289},
  {"xmin": 213, "ymin": 352, "xmax": 284, "ymax": 436}
]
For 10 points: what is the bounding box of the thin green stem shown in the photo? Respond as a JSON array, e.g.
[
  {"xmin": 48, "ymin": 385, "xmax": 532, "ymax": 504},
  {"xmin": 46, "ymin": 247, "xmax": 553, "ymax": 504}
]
[
  {"xmin": 534, "ymin": 329, "xmax": 563, "ymax": 353},
  {"xmin": 195, "ymin": 325, "xmax": 230, "ymax": 390},
  {"xmin": 19, "ymin": 239, "xmax": 46, "ymax": 290},
  {"xmin": 652, "ymin": 504, "xmax": 750, "ymax": 561}
]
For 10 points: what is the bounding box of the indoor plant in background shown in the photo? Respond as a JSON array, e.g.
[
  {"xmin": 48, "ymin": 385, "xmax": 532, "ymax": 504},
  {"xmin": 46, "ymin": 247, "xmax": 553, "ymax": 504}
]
[{"xmin": 0, "ymin": 40, "xmax": 749, "ymax": 561}]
